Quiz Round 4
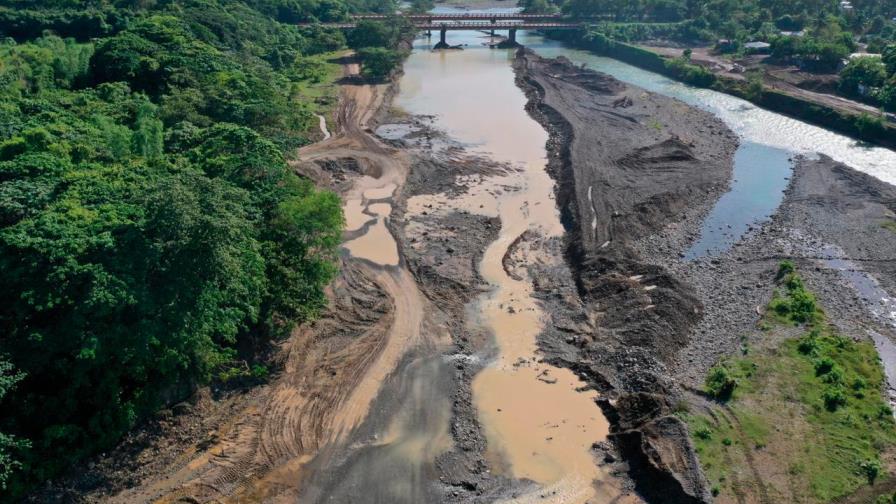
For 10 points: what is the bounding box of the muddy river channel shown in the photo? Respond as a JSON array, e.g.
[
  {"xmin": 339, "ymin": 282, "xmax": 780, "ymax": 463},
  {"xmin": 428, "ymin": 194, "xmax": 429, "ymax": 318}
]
[{"xmin": 313, "ymin": 9, "xmax": 896, "ymax": 504}]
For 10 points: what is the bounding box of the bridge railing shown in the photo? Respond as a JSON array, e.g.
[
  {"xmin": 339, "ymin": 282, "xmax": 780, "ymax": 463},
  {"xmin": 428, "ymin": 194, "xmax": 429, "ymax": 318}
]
[
  {"xmin": 306, "ymin": 21, "xmax": 583, "ymax": 30},
  {"xmin": 351, "ymin": 13, "xmax": 564, "ymax": 20}
]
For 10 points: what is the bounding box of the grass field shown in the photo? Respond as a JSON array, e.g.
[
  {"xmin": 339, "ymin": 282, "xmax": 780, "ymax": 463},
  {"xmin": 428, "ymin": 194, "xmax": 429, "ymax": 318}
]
[
  {"xmin": 682, "ymin": 264, "xmax": 896, "ymax": 503},
  {"xmin": 291, "ymin": 50, "xmax": 350, "ymax": 136}
]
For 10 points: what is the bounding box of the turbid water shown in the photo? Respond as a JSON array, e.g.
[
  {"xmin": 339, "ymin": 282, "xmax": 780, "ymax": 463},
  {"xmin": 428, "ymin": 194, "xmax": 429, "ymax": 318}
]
[
  {"xmin": 398, "ymin": 30, "xmax": 616, "ymax": 503},
  {"xmin": 321, "ymin": 11, "xmax": 896, "ymax": 502}
]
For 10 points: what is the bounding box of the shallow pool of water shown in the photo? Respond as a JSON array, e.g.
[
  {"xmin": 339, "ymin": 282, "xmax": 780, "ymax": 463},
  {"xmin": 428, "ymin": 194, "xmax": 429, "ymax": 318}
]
[{"xmin": 684, "ymin": 142, "xmax": 793, "ymax": 259}]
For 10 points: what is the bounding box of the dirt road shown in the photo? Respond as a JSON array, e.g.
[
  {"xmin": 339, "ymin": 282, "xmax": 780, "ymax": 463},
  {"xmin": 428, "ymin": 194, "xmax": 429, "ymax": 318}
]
[{"xmin": 89, "ymin": 59, "xmax": 443, "ymax": 504}]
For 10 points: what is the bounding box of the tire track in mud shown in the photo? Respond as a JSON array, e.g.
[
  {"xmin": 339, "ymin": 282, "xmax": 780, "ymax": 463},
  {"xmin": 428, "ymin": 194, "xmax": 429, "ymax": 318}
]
[{"xmin": 107, "ymin": 60, "xmax": 431, "ymax": 504}]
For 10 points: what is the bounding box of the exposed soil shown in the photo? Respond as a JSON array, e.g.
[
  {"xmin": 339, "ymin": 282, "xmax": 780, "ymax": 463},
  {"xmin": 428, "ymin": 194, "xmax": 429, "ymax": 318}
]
[
  {"xmin": 641, "ymin": 44, "xmax": 883, "ymax": 118},
  {"xmin": 513, "ymin": 47, "xmax": 896, "ymax": 504},
  {"xmin": 514, "ymin": 48, "xmax": 738, "ymax": 504},
  {"xmin": 31, "ymin": 34, "xmax": 896, "ymax": 504}
]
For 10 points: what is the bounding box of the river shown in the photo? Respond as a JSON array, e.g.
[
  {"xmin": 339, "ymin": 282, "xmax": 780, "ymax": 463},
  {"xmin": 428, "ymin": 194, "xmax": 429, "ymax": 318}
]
[{"xmin": 322, "ymin": 9, "xmax": 896, "ymax": 502}]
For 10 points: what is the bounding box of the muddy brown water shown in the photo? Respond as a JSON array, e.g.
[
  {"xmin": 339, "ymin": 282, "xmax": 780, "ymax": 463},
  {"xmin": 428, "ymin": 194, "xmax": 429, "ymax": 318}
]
[
  {"xmin": 320, "ymin": 27, "xmax": 616, "ymax": 503},
  {"xmin": 395, "ymin": 32, "xmax": 616, "ymax": 503},
  {"xmin": 322, "ymin": 10, "xmax": 896, "ymax": 502}
]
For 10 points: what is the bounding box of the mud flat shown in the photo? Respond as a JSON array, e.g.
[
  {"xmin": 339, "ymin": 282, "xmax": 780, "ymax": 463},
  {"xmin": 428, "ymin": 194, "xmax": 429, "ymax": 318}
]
[{"xmin": 513, "ymin": 48, "xmax": 739, "ymax": 503}]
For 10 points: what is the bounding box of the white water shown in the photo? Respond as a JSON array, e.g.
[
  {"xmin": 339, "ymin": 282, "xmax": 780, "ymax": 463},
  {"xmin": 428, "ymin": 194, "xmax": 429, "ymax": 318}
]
[{"xmin": 517, "ymin": 31, "xmax": 896, "ymax": 185}]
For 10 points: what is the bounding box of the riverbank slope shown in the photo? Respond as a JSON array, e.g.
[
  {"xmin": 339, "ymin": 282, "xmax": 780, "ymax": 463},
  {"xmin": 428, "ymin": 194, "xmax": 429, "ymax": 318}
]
[
  {"xmin": 514, "ymin": 48, "xmax": 738, "ymax": 503},
  {"xmin": 515, "ymin": 46, "xmax": 896, "ymax": 504},
  {"xmin": 547, "ymin": 32, "xmax": 896, "ymax": 149}
]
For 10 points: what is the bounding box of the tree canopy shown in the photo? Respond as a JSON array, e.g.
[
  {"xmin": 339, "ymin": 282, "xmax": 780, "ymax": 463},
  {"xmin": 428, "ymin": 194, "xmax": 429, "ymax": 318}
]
[{"xmin": 0, "ymin": 0, "xmax": 405, "ymax": 495}]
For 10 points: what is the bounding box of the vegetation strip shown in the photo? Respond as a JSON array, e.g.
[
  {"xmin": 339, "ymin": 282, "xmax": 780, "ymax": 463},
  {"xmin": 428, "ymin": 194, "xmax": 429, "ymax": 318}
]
[
  {"xmin": 685, "ymin": 262, "xmax": 896, "ymax": 502},
  {"xmin": 0, "ymin": 0, "xmax": 408, "ymax": 496}
]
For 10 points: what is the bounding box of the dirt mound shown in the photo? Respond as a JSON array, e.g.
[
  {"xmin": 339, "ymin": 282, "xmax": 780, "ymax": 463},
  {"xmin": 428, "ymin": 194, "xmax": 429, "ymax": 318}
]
[
  {"xmin": 539, "ymin": 55, "xmax": 627, "ymax": 95},
  {"xmin": 617, "ymin": 137, "xmax": 700, "ymax": 169},
  {"xmin": 514, "ymin": 48, "xmax": 738, "ymax": 503}
]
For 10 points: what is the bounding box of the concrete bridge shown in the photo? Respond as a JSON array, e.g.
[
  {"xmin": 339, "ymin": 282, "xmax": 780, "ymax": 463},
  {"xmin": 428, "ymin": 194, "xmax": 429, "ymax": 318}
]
[{"xmin": 314, "ymin": 12, "xmax": 582, "ymax": 46}]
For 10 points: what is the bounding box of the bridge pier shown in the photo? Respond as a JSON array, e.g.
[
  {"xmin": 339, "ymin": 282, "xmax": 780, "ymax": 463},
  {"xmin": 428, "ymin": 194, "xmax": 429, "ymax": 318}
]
[
  {"xmin": 434, "ymin": 25, "xmax": 450, "ymax": 49},
  {"xmin": 496, "ymin": 27, "xmax": 520, "ymax": 48}
]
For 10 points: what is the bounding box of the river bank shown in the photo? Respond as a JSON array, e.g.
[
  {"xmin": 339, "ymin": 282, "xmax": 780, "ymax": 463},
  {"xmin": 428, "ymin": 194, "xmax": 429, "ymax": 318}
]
[
  {"xmin": 28, "ymin": 22, "xmax": 896, "ymax": 504},
  {"xmin": 543, "ymin": 31, "xmax": 896, "ymax": 150},
  {"xmin": 515, "ymin": 48, "xmax": 737, "ymax": 503},
  {"xmin": 515, "ymin": 47, "xmax": 896, "ymax": 503}
]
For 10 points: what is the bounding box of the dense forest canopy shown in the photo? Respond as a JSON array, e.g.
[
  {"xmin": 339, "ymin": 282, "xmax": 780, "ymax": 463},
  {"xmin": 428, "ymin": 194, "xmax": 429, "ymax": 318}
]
[{"xmin": 0, "ymin": 0, "xmax": 400, "ymax": 497}]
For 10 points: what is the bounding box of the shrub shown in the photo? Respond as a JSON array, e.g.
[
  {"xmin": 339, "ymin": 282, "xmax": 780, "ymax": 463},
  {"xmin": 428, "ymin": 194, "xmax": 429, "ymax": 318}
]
[
  {"xmin": 860, "ymin": 458, "xmax": 882, "ymax": 484},
  {"xmin": 706, "ymin": 364, "xmax": 738, "ymax": 400},
  {"xmin": 797, "ymin": 330, "xmax": 820, "ymax": 355},
  {"xmin": 821, "ymin": 366, "xmax": 843, "ymax": 385},
  {"xmin": 784, "ymin": 272, "xmax": 803, "ymax": 291},
  {"xmin": 855, "ymin": 112, "xmax": 886, "ymax": 136},
  {"xmin": 695, "ymin": 426, "xmax": 713, "ymax": 440},
  {"xmin": 823, "ymin": 386, "xmax": 847, "ymax": 411},
  {"xmin": 664, "ymin": 56, "xmax": 716, "ymax": 87},
  {"xmin": 815, "ymin": 357, "xmax": 836, "ymax": 376},
  {"xmin": 789, "ymin": 287, "xmax": 819, "ymax": 323},
  {"xmin": 251, "ymin": 364, "xmax": 269, "ymax": 380}
]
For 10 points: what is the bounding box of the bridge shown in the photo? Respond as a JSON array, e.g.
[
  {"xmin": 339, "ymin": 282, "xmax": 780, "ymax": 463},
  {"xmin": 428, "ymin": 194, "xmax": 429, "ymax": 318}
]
[
  {"xmin": 352, "ymin": 13, "xmax": 564, "ymax": 21},
  {"xmin": 308, "ymin": 12, "xmax": 583, "ymax": 46}
]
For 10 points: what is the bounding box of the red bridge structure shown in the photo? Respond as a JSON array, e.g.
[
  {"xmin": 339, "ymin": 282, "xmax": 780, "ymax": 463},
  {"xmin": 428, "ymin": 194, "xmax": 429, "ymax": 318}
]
[{"xmin": 309, "ymin": 12, "xmax": 584, "ymax": 46}]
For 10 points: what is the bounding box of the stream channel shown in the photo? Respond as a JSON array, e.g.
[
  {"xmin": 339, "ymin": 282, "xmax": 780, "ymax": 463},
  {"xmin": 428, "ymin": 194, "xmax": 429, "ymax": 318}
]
[{"xmin": 314, "ymin": 8, "xmax": 896, "ymax": 502}]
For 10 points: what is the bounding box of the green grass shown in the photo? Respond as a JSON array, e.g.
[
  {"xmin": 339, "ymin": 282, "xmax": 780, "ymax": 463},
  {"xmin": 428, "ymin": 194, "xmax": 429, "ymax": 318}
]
[
  {"xmin": 290, "ymin": 50, "xmax": 350, "ymax": 132},
  {"xmin": 881, "ymin": 220, "xmax": 896, "ymax": 233},
  {"xmin": 683, "ymin": 264, "xmax": 896, "ymax": 502}
]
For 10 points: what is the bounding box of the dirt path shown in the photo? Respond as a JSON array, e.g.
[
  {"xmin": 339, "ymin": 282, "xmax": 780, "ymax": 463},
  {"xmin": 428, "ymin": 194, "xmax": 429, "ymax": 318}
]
[{"xmin": 99, "ymin": 60, "xmax": 436, "ymax": 504}]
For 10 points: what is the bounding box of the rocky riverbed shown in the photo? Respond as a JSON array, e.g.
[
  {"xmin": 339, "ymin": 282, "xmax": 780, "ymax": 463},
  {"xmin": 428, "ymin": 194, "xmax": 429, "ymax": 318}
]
[
  {"xmin": 514, "ymin": 48, "xmax": 896, "ymax": 504},
  {"xmin": 32, "ymin": 39, "xmax": 896, "ymax": 504}
]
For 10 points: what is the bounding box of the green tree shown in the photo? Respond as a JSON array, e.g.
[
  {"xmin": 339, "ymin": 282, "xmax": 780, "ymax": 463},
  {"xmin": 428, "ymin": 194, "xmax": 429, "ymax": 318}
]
[
  {"xmin": 0, "ymin": 358, "xmax": 29, "ymax": 492},
  {"xmin": 347, "ymin": 19, "xmax": 400, "ymax": 50},
  {"xmin": 519, "ymin": 0, "xmax": 560, "ymax": 14},
  {"xmin": 357, "ymin": 47, "xmax": 404, "ymax": 80},
  {"xmin": 883, "ymin": 44, "xmax": 896, "ymax": 75},
  {"xmin": 839, "ymin": 56, "xmax": 888, "ymax": 96},
  {"xmin": 133, "ymin": 102, "xmax": 164, "ymax": 160},
  {"xmin": 409, "ymin": 0, "xmax": 435, "ymax": 13}
]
